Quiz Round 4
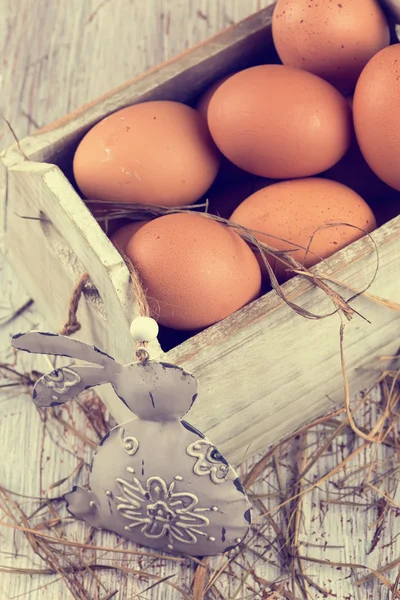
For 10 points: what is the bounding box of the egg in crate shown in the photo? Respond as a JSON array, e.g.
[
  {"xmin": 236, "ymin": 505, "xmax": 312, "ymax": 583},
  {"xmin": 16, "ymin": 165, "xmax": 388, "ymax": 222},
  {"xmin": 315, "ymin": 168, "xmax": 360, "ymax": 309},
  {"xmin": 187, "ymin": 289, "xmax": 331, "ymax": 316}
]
[
  {"xmin": 73, "ymin": 101, "xmax": 220, "ymax": 207},
  {"xmin": 207, "ymin": 65, "xmax": 353, "ymax": 179},
  {"xmin": 115, "ymin": 213, "xmax": 261, "ymax": 330},
  {"xmin": 272, "ymin": 0, "xmax": 390, "ymax": 94},
  {"xmin": 353, "ymin": 43, "xmax": 400, "ymax": 192},
  {"xmin": 230, "ymin": 178, "xmax": 377, "ymax": 282}
]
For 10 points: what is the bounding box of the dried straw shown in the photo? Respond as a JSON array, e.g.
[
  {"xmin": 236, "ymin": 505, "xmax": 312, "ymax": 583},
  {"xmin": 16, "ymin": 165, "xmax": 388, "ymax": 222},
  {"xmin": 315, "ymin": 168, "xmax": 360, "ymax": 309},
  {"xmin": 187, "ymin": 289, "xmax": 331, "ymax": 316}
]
[
  {"xmin": 3, "ymin": 353, "xmax": 398, "ymax": 599},
  {"xmin": 122, "ymin": 253, "xmax": 151, "ymax": 362}
]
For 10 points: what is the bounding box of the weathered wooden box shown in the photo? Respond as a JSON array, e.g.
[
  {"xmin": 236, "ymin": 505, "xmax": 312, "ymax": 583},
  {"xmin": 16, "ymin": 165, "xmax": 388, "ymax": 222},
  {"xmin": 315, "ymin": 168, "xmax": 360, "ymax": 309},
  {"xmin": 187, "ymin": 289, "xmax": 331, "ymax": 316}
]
[{"xmin": 2, "ymin": 5, "xmax": 400, "ymax": 465}]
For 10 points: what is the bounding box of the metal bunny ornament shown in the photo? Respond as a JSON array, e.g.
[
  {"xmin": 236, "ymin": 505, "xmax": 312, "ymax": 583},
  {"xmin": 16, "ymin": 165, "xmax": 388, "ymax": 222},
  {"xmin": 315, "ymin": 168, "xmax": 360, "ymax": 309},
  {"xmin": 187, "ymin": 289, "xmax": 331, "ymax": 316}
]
[{"xmin": 12, "ymin": 318, "xmax": 250, "ymax": 556}]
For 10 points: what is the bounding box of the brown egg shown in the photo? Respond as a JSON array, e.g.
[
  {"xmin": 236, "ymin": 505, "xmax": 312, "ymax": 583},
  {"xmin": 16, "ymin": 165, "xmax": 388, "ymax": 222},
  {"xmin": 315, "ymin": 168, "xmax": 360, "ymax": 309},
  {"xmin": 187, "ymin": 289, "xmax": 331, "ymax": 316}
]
[
  {"xmin": 73, "ymin": 101, "xmax": 220, "ymax": 206},
  {"xmin": 230, "ymin": 178, "xmax": 376, "ymax": 282},
  {"xmin": 195, "ymin": 74, "xmax": 234, "ymax": 121},
  {"xmin": 123, "ymin": 213, "xmax": 261, "ymax": 330},
  {"xmin": 207, "ymin": 65, "xmax": 353, "ymax": 179},
  {"xmin": 353, "ymin": 44, "xmax": 400, "ymax": 192},
  {"xmin": 272, "ymin": 0, "xmax": 390, "ymax": 94},
  {"xmin": 111, "ymin": 220, "xmax": 149, "ymax": 252}
]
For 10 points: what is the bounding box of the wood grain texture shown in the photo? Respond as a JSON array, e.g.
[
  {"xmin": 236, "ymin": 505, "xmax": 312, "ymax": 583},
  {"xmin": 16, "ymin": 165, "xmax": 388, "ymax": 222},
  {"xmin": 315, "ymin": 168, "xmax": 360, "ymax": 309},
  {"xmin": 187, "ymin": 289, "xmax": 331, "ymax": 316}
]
[
  {"xmin": 0, "ymin": 0, "xmax": 273, "ymax": 154},
  {"xmin": 1, "ymin": 5, "xmax": 275, "ymax": 171},
  {"xmin": 5, "ymin": 161, "xmax": 139, "ymax": 423},
  {"xmin": 1, "ymin": 1, "xmax": 399, "ymax": 599}
]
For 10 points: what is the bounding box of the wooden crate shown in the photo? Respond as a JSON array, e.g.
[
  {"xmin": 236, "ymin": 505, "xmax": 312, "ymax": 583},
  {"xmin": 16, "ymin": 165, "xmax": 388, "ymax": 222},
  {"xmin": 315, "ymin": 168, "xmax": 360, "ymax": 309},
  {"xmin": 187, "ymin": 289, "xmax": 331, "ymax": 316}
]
[{"xmin": 2, "ymin": 4, "xmax": 400, "ymax": 465}]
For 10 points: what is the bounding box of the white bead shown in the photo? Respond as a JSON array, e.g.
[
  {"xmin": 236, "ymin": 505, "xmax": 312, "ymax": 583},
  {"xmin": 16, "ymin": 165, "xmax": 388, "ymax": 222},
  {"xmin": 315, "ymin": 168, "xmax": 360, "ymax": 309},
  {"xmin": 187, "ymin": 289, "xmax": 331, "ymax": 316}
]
[{"xmin": 130, "ymin": 317, "xmax": 159, "ymax": 342}]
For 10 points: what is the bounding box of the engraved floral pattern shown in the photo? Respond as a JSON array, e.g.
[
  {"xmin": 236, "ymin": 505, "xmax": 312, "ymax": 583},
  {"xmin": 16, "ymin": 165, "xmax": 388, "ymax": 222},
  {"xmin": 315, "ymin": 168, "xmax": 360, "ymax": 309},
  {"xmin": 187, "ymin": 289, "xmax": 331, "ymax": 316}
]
[
  {"xmin": 42, "ymin": 368, "xmax": 81, "ymax": 394},
  {"xmin": 115, "ymin": 475, "xmax": 210, "ymax": 544},
  {"xmin": 186, "ymin": 440, "xmax": 230, "ymax": 484}
]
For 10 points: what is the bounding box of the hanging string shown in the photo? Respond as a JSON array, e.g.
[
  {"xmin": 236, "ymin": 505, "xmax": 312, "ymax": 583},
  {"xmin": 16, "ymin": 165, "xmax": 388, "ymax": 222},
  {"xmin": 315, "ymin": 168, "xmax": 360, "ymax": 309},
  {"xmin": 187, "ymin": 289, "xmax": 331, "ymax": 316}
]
[
  {"xmin": 60, "ymin": 256, "xmax": 151, "ymax": 362},
  {"xmin": 59, "ymin": 272, "xmax": 90, "ymax": 336},
  {"xmin": 124, "ymin": 256, "xmax": 151, "ymax": 362}
]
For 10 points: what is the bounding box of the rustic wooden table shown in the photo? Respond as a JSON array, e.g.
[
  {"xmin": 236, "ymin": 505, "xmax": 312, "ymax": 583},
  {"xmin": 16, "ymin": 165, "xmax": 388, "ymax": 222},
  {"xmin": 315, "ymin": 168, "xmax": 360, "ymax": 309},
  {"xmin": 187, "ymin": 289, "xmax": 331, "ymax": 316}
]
[{"xmin": 0, "ymin": 1, "xmax": 399, "ymax": 599}]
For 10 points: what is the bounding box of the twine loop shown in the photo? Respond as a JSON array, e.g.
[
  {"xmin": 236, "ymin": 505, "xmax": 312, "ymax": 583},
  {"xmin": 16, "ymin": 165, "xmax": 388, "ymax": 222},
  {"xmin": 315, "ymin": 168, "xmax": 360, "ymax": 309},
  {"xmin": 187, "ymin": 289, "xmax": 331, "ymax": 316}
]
[
  {"xmin": 59, "ymin": 272, "xmax": 90, "ymax": 336},
  {"xmin": 60, "ymin": 254, "xmax": 151, "ymax": 363}
]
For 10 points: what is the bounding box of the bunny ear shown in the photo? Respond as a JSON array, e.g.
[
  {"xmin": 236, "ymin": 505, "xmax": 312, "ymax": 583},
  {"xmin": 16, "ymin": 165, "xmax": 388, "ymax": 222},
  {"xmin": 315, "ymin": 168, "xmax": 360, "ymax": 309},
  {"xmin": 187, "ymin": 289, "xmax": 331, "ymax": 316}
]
[
  {"xmin": 12, "ymin": 331, "xmax": 116, "ymax": 367},
  {"xmin": 32, "ymin": 364, "xmax": 110, "ymax": 408}
]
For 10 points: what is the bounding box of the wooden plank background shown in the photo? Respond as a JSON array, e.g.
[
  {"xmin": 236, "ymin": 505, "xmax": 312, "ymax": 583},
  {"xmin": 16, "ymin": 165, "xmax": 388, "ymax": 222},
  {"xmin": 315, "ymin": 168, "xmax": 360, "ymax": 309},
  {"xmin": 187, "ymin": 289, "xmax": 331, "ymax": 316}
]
[
  {"xmin": 0, "ymin": 1, "xmax": 399, "ymax": 599},
  {"xmin": 0, "ymin": 0, "xmax": 273, "ymax": 151}
]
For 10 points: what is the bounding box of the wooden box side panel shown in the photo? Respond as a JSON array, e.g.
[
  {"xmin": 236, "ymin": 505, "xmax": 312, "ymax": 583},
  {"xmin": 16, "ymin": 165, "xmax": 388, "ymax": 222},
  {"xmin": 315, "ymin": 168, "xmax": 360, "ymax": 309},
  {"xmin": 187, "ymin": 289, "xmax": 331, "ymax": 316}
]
[
  {"xmin": 168, "ymin": 217, "xmax": 400, "ymax": 464},
  {"xmin": 5, "ymin": 162, "xmax": 160, "ymax": 363}
]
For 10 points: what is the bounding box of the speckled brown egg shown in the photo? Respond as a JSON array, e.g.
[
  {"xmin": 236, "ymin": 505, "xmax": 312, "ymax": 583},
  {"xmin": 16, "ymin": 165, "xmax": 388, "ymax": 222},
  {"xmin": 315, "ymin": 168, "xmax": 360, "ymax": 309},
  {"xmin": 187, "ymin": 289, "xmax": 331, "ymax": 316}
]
[
  {"xmin": 272, "ymin": 0, "xmax": 390, "ymax": 94},
  {"xmin": 73, "ymin": 101, "xmax": 220, "ymax": 206},
  {"xmin": 207, "ymin": 65, "xmax": 353, "ymax": 179},
  {"xmin": 353, "ymin": 44, "xmax": 400, "ymax": 192},
  {"xmin": 230, "ymin": 178, "xmax": 376, "ymax": 282},
  {"xmin": 122, "ymin": 213, "xmax": 261, "ymax": 330}
]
